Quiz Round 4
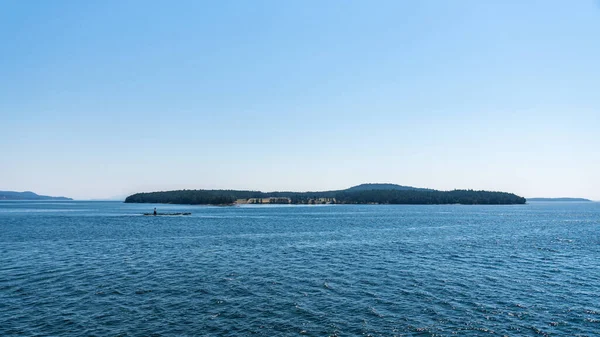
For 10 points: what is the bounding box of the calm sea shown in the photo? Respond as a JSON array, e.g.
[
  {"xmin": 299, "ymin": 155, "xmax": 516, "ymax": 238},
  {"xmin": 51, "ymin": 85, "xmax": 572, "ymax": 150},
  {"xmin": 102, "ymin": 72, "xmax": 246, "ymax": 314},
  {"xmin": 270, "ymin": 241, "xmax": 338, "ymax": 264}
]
[{"xmin": 1, "ymin": 201, "xmax": 599, "ymax": 336}]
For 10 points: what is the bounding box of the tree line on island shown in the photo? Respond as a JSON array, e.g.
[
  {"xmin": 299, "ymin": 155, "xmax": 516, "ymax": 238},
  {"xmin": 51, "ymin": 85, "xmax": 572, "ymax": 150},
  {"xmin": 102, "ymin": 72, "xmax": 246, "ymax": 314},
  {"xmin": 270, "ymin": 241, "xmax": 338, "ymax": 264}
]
[{"xmin": 124, "ymin": 184, "xmax": 526, "ymax": 205}]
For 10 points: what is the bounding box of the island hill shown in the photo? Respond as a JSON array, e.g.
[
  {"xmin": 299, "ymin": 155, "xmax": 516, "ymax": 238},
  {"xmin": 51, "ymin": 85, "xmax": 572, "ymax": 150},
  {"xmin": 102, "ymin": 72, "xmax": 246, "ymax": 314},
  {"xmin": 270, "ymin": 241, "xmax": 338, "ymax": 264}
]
[
  {"xmin": 527, "ymin": 197, "xmax": 592, "ymax": 202},
  {"xmin": 124, "ymin": 183, "xmax": 526, "ymax": 205},
  {"xmin": 0, "ymin": 191, "xmax": 72, "ymax": 201}
]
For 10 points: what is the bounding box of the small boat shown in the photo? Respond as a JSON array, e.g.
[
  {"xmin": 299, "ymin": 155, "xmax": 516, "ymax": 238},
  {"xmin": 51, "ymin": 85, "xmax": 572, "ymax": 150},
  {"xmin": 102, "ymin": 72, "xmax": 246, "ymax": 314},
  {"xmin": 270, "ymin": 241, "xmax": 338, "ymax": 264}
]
[{"xmin": 143, "ymin": 212, "xmax": 192, "ymax": 216}]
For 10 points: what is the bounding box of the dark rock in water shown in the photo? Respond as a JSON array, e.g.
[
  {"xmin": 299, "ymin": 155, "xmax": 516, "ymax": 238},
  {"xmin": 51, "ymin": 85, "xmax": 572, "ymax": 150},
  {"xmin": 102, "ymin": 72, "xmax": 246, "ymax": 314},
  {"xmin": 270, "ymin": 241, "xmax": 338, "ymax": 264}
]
[{"xmin": 143, "ymin": 212, "xmax": 191, "ymax": 216}]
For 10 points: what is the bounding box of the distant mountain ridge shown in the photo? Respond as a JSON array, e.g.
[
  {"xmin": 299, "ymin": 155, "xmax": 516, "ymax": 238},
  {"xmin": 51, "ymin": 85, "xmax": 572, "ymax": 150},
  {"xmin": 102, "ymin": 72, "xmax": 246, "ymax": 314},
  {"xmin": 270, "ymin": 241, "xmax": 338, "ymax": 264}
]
[
  {"xmin": 0, "ymin": 191, "xmax": 72, "ymax": 201},
  {"xmin": 528, "ymin": 197, "xmax": 592, "ymax": 202}
]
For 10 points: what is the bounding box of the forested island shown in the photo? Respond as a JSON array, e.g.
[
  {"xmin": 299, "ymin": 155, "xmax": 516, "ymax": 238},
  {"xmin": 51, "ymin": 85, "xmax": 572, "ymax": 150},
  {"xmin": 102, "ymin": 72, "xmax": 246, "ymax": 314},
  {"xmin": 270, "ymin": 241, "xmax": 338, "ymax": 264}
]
[
  {"xmin": 527, "ymin": 197, "xmax": 592, "ymax": 202},
  {"xmin": 125, "ymin": 184, "xmax": 526, "ymax": 205},
  {"xmin": 0, "ymin": 191, "xmax": 72, "ymax": 201}
]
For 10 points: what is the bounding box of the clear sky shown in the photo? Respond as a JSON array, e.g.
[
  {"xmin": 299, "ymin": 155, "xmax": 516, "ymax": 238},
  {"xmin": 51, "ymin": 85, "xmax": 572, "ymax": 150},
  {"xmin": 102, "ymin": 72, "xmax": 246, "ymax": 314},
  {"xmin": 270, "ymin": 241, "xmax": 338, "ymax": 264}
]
[{"xmin": 1, "ymin": 0, "xmax": 599, "ymax": 200}]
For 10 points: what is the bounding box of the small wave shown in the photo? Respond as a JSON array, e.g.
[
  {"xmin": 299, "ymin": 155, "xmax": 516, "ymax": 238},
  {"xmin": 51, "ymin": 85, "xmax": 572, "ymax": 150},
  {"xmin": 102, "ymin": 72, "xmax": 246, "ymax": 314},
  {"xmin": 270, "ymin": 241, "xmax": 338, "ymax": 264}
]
[{"xmin": 369, "ymin": 307, "xmax": 384, "ymax": 318}]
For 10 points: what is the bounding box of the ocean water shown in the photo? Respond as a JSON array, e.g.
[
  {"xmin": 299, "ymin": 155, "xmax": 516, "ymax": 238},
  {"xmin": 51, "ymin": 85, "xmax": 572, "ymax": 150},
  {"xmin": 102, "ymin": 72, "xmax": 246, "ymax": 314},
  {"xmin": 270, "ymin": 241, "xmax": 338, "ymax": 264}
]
[{"xmin": 1, "ymin": 201, "xmax": 599, "ymax": 336}]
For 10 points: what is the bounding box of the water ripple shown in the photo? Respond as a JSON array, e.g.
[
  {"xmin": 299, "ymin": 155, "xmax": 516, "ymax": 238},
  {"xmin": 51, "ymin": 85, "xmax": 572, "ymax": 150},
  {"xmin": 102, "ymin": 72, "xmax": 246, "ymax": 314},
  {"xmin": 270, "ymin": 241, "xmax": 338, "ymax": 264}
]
[{"xmin": 0, "ymin": 201, "xmax": 599, "ymax": 336}]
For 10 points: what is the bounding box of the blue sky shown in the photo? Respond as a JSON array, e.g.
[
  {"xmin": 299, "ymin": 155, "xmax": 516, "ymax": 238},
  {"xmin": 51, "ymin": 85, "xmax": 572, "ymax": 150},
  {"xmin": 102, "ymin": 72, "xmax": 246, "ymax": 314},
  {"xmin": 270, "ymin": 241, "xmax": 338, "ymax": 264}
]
[{"xmin": 1, "ymin": 0, "xmax": 599, "ymax": 200}]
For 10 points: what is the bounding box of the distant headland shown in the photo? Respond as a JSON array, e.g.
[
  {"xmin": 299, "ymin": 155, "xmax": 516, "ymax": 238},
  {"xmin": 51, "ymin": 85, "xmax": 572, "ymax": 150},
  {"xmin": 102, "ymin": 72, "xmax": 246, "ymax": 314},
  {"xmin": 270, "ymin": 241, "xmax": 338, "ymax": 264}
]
[
  {"xmin": 527, "ymin": 197, "xmax": 592, "ymax": 202},
  {"xmin": 124, "ymin": 183, "xmax": 526, "ymax": 205},
  {"xmin": 0, "ymin": 191, "xmax": 73, "ymax": 201}
]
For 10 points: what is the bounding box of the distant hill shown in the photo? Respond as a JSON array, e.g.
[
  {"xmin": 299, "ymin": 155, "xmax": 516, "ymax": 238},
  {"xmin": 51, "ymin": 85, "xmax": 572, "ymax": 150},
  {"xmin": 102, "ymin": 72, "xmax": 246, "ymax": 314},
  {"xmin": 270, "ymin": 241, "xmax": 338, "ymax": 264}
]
[
  {"xmin": 345, "ymin": 183, "xmax": 431, "ymax": 192},
  {"xmin": 0, "ymin": 191, "xmax": 73, "ymax": 201},
  {"xmin": 528, "ymin": 197, "xmax": 592, "ymax": 202}
]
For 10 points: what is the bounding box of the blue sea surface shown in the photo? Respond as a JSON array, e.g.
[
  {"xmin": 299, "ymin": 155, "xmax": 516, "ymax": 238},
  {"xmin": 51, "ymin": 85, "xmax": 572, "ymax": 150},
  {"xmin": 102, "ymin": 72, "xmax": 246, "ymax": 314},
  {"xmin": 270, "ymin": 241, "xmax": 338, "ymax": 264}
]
[{"xmin": 1, "ymin": 201, "xmax": 599, "ymax": 336}]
